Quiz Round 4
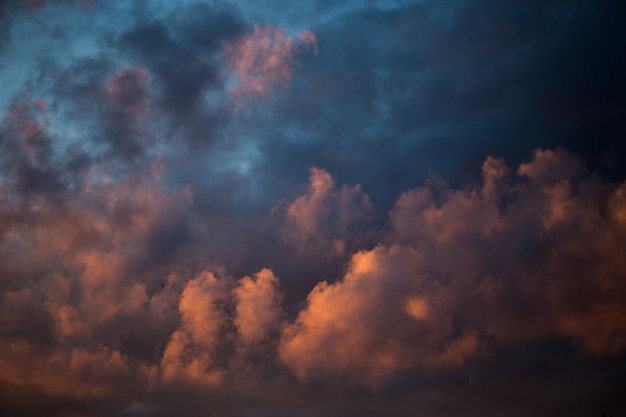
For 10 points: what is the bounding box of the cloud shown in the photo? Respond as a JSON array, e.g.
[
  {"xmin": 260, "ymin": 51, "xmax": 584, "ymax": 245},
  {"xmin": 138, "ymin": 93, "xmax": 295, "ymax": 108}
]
[
  {"xmin": 279, "ymin": 148, "xmax": 626, "ymax": 381},
  {"xmin": 159, "ymin": 267, "xmax": 284, "ymax": 387},
  {"xmin": 0, "ymin": 95, "xmax": 197, "ymax": 372},
  {"xmin": 40, "ymin": 3, "xmax": 240, "ymax": 162},
  {"xmin": 160, "ymin": 271, "xmax": 228, "ymax": 385},
  {"xmin": 0, "ymin": 339, "xmax": 152, "ymax": 399},
  {"xmin": 225, "ymin": 25, "xmax": 318, "ymax": 98},
  {"xmin": 98, "ymin": 66, "xmax": 153, "ymax": 161},
  {"xmin": 1, "ymin": 1, "xmax": 625, "ymax": 414},
  {"xmin": 279, "ymin": 244, "xmax": 471, "ymax": 381},
  {"xmin": 278, "ymin": 166, "xmax": 372, "ymax": 256},
  {"xmin": 0, "ymin": 0, "xmax": 91, "ymax": 54},
  {"xmin": 234, "ymin": 268, "xmax": 282, "ymax": 348},
  {"xmin": 106, "ymin": 67, "xmax": 149, "ymax": 117},
  {"xmin": 0, "ymin": 99, "xmax": 83, "ymax": 202},
  {"xmin": 1, "ymin": 138, "xmax": 626, "ymax": 414},
  {"xmin": 247, "ymin": 0, "xmax": 626, "ymax": 217}
]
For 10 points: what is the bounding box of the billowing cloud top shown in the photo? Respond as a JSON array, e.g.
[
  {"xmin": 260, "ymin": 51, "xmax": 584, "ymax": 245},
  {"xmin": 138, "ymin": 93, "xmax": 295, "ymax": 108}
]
[{"xmin": 0, "ymin": 1, "xmax": 625, "ymax": 416}]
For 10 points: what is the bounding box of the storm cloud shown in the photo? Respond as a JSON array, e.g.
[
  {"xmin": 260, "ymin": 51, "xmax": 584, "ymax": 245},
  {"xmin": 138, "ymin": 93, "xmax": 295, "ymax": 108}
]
[{"xmin": 0, "ymin": 0, "xmax": 625, "ymax": 416}]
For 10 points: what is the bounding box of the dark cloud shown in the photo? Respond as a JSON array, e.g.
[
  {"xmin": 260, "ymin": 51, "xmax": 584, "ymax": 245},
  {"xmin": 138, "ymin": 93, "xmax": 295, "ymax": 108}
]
[
  {"xmin": 2, "ymin": 138, "xmax": 626, "ymax": 415},
  {"xmin": 1, "ymin": 0, "xmax": 625, "ymax": 416},
  {"xmin": 0, "ymin": 99, "xmax": 78, "ymax": 201},
  {"xmin": 247, "ymin": 0, "xmax": 626, "ymax": 212},
  {"xmin": 116, "ymin": 2, "xmax": 246, "ymax": 148}
]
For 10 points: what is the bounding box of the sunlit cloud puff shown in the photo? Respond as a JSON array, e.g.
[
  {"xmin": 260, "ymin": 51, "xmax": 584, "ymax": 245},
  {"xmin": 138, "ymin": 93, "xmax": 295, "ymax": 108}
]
[
  {"xmin": 279, "ymin": 149, "xmax": 626, "ymax": 381},
  {"xmin": 224, "ymin": 25, "xmax": 318, "ymax": 98},
  {"xmin": 278, "ymin": 167, "xmax": 372, "ymax": 257}
]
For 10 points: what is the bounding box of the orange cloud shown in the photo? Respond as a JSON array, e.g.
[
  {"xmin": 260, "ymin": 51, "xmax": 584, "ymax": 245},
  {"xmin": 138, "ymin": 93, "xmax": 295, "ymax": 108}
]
[
  {"xmin": 0, "ymin": 339, "xmax": 153, "ymax": 399},
  {"xmin": 225, "ymin": 25, "xmax": 318, "ymax": 98},
  {"xmin": 279, "ymin": 245, "xmax": 467, "ymax": 380},
  {"xmin": 1, "ymin": 139, "xmax": 625, "ymax": 397},
  {"xmin": 159, "ymin": 268, "xmax": 284, "ymax": 386},
  {"xmin": 279, "ymin": 148, "xmax": 626, "ymax": 381},
  {"xmin": 234, "ymin": 268, "xmax": 282, "ymax": 347},
  {"xmin": 160, "ymin": 271, "xmax": 227, "ymax": 385},
  {"xmin": 280, "ymin": 167, "xmax": 372, "ymax": 256},
  {"xmin": 0, "ymin": 101, "xmax": 200, "ymax": 393}
]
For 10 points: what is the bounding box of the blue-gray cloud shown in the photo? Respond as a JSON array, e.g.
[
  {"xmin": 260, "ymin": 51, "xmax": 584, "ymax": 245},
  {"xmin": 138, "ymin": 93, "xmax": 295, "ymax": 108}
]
[{"xmin": 0, "ymin": 1, "xmax": 625, "ymax": 416}]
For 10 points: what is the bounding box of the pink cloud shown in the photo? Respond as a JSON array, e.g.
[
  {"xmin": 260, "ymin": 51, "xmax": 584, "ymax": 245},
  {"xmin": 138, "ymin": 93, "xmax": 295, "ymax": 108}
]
[
  {"xmin": 159, "ymin": 268, "xmax": 283, "ymax": 385},
  {"xmin": 224, "ymin": 25, "xmax": 318, "ymax": 98},
  {"xmin": 279, "ymin": 148, "xmax": 626, "ymax": 381},
  {"xmin": 234, "ymin": 268, "xmax": 282, "ymax": 347},
  {"xmin": 0, "ymin": 339, "xmax": 153, "ymax": 399},
  {"xmin": 105, "ymin": 67, "xmax": 149, "ymax": 116},
  {"xmin": 279, "ymin": 167, "xmax": 372, "ymax": 256},
  {"xmin": 279, "ymin": 245, "xmax": 470, "ymax": 380},
  {"xmin": 0, "ymin": 140, "xmax": 625, "ymax": 397},
  {"xmin": 160, "ymin": 271, "xmax": 228, "ymax": 385}
]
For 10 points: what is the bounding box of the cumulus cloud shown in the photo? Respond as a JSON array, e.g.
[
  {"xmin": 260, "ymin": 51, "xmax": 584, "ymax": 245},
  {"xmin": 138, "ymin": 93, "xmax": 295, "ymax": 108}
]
[
  {"xmin": 279, "ymin": 148, "xmax": 626, "ymax": 381},
  {"xmin": 279, "ymin": 244, "xmax": 472, "ymax": 381},
  {"xmin": 0, "ymin": 95, "xmax": 624, "ymax": 408},
  {"xmin": 1, "ymin": 139, "xmax": 626, "ymax": 412},
  {"xmin": 224, "ymin": 25, "xmax": 318, "ymax": 98},
  {"xmin": 234, "ymin": 268, "xmax": 282, "ymax": 348},
  {"xmin": 160, "ymin": 271, "xmax": 228, "ymax": 385},
  {"xmin": 0, "ymin": 97, "xmax": 193, "ymax": 395},
  {"xmin": 2, "ymin": 1, "xmax": 625, "ymax": 415},
  {"xmin": 278, "ymin": 167, "xmax": 372, "ymax": 256}
]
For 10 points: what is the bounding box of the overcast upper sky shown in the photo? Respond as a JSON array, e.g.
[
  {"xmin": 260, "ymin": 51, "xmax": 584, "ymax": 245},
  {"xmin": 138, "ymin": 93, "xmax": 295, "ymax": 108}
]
[{"xmin": 0, "ymin": 1, "xmax": 625, "ymax": 416}]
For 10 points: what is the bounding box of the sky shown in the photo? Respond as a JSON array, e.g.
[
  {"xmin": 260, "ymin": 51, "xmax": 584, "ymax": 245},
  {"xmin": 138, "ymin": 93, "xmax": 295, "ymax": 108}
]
[{"xmin": 0, "ymin": 0, "xmax": 625, "ymax": 416}]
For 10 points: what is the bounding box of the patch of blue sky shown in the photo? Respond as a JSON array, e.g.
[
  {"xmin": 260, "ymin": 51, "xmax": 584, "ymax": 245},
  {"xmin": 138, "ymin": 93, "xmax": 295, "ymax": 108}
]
[
  {"xmin": 0, "ymin": 2, "xmax": 146, "ymax": 161},
  {"xmin": 0, "ymin": 2, "xmax": 121, "ymax": 114},
  {"xmin": 282, "ymin": 123, "xmax": 318, "ymax": 145}
]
